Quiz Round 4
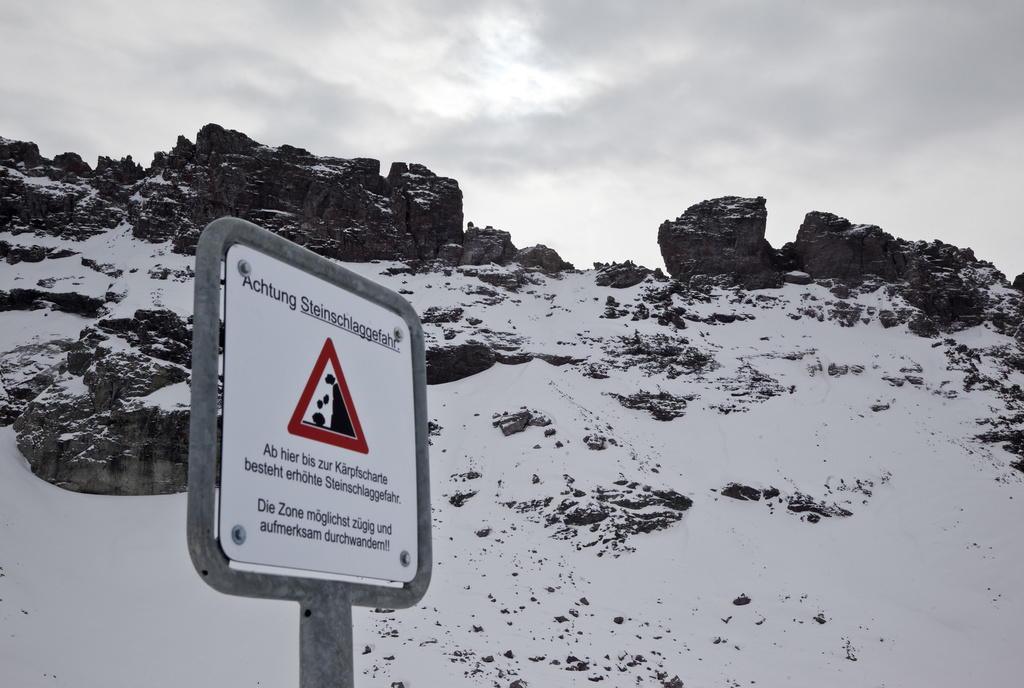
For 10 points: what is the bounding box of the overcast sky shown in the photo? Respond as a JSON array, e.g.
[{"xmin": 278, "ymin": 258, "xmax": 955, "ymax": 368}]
[{"xmin": 3, "ymin": 1, "xmax": 1023, "ymax": 277}]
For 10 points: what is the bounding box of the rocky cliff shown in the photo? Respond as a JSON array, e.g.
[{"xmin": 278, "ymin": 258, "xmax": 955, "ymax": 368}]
[
  {"xmin": 657, "ymin": 196, "xmax": 781, "ymax": 289},
  {"xmin": 0, "ymin": 125, "xmax": 575, "ymax": 494},
  {"xmin": 3, "ymin": 128, "xmax": 1023, "ymax": 496},
  {"xmin": 659, "ymin": 196, "xmax": 1018, "ymax": 337},
  {"xmin": 2, "ymin": 124, "xmax": 571, "ymax": 269}
]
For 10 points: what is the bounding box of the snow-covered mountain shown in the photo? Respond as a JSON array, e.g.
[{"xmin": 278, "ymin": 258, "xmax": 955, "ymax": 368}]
[{"xmin": 2, "ymin": 128, "xmax": 1023, "ymax": 687}]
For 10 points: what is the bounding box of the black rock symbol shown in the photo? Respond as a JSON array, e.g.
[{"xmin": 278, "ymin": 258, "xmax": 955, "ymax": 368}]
[{"xmin": 325, "ymin": 374, "xmax": 355, "ymax": 437}]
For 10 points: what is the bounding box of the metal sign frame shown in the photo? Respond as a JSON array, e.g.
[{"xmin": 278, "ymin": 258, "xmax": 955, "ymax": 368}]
[{"xmin": 187, "ymin": 217, "xmax": 431, "ymax": 687}]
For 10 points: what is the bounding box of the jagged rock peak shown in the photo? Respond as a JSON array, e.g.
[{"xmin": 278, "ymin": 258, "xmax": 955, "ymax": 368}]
[
  {"xmin": 136, "ymin": 123, "xmax": 467, "ymax": 259},
  {"xmin": 452, "ymin": 222, "xmax": 572, "ymax": 273},
  {"xmin": 793, "ymin": 211, "xmax": 905, "ymax": 281},
  {"xmin": 658, "ymin": 196, "xmax": 781, "ymax": 289},
  {"xmin": 460, "ymin": 224, "xmax": 518, "ymax": 267},
  {"xmin": 194, "ymin": 122, "xmax": 262, "ymax": 158},
  {"xmin": 0, "ymin": 136, "xmax": 46, "ymax": 168},
  {"xmin": 1, "ymin": 124, "xmax": 574, "ymax": 273},
  {"xmin": 515, "ymin": 244, "xmax": 574, "ymax": 273},
  {"xmin": 657, "ymin": 195, "xmax": 1014, "ymax": 335}
]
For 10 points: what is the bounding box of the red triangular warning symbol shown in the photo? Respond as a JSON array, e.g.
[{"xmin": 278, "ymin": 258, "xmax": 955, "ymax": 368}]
[{"xmin": 287, "ymin": 338, "xmax": 369, "ymax": 454}]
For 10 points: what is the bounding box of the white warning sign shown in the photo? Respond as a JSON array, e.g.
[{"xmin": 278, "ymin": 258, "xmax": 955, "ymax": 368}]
[{"xmin": 218, "ymin": 244, "xmax": 419, "ymax": 583}]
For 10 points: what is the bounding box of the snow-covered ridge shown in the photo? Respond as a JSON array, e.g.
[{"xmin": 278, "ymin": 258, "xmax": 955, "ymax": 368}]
[
  {"xmin": 3, "ymin": 245, "xmax": 1023, "ymax": 684},
  {"xmin": 4, "ymin": 127, "xmax": 1024, "ymax": 685}
]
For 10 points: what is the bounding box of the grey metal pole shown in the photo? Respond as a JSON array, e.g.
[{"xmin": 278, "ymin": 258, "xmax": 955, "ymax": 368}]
[{"xmin": 300, "ymin": 587, "xmax": 354, "ymax": 688}]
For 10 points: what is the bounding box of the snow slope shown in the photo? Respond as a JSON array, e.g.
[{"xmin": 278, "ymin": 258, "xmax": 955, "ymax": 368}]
[{"xmin": 3, "ymin": 239, "xmax": 1024, "ymax": 686}]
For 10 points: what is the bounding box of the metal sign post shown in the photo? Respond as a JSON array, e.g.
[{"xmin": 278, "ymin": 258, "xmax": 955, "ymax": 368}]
[{"xmin": 187, "ymin": 217, "xmax": 431, "ymax": 688}]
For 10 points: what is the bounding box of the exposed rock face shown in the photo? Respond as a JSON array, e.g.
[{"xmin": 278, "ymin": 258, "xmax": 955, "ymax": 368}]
[
  {"xmin": 503, "ymin": 474, "xmax": 693, "ymax": 556},
  {"xmin": 1, "ymin": 137, "xmax": 130, "ymax": 241},
  {"xmin": 514, "ymin": 244, "xmax": 575, "ymax": 273},
  {"xmin": 0, "ymin": 288, "xmax": 105, "ymax": 316},
  {"xmin": 12, "ymin": 347, "xmax": 190, "ymax": 495},
  {"xmin": 137, "ymin": 124, "xmax": 466, "ymax": 260},
  {"xmin": 2, "ymin": 126, "xmax": 466, "ymax": 262},
  {"xmin": 1, "ymin": 126, "xmax": 582, "ymax": 495},
  {"xmin": 792, "ymin": 211, "xmax": 905, "ymax": 281},
  {"xmin": 898, "ymin": 240, "xmax": 997, "ymax": 333},
  {"xmin": 459, "ymin": 225, "xmax": 518, "ymax": 266},
  {"xmin": 94, "ymin": 309, "xmax": 194, "ymax": 368},
  {"xmin": 5, "ymin": 125, "xmax": 1022, "ymax": 503},
  {"xmin": 426, "ymin": 342, "xmax": 498, "ymax": 384},
  {"xmin": 454, "ymin": 225, "xmax": 574, "ymax": 273},
  {"xmin": 657, "ymin": 196, "xmax": 1014, "ymax": 336},
  {"xmin": 658, "ymin": 196, "xmax": 781, "ymax": 289},
  {"xmin": 2, "ymin": 126, "xmax": 575, "ymax": 273},
  {"xmin": 789, "ymin": 210, "xmax": 1006, "ymax": 333},
  {"xmin": 594, "ymin": 261, "xmax": 658, "ymax": 289}
]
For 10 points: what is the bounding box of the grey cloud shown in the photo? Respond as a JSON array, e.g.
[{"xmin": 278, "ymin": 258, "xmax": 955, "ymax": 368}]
[
  {"xmin": 2, "ymin": 0, "xmax": 1022, "ymax": 276},
  {"xmin": 396, "ymin": 0, "xmax": 1024, "ymax": 198}
]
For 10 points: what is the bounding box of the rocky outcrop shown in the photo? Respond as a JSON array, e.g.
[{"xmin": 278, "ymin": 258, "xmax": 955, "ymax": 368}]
[
  {"xmin": 791, "ymin": 211, "xmax": 905, "ymax": 281},
  {"xmin": 12, "ymin": 346, "xmax": 190, "ymax": 495},
  {"xmin": 1, "ymin": 137, "xmax": 128, "ymax": 241},
  {"xmin": 0, "ymin": 288, "xmax": 105, "ymax": 316},
  {"xmin": 6, "ymin": 125, "xmax": 1023, "ymax": 502},
  {"xmin": 789, "ymin": 211, "xmax": 1006, "ymax": 333},
  {"xmin": 94, "ymin": 309, "xmax": 193, "ymax": 368},
  {"xmin": 426, "ymin": 342, "xmax": 498, "ymax": 384},
  {"xmin": 2, "ymin": 125, "xmax": 467, "ymax": 262},
  {"xmin": 503, "ymin": 474, "xmax": 693, "ymax": 556},
  {"xmin": 459, "ymin": 224, "xmax": 518, "ymax": 266},
  {"xmin": 136, "ymin": 124, "xmax": 466, "ymax": 260},
  {"xmin": 514, "ymin": 244, "xmax": 574, "ymax": 273},
  {"xmin": 657, "ymin": 196, "xmax": 1017, "ymax": 337},
  {"xmin": 3, "ymin": 126, "xmax": 577, "ymax": 274},
  {"xmin": 897, "ymin": 240, "xmax": 998, "ymax": 333},
  {"xmin": 1, "ymin": 127, "xmax": 582, "ymax": 495},
  {"xmin": 658, "ymin": 196, "xmax": 781, "ymax": 289},
  {"xmin": 594, "ymin": 261, "xmax": 658, "ymax": 289}
]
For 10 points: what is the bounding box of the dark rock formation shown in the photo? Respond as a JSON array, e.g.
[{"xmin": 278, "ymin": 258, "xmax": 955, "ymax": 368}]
[
  {"xmin": 720, "ymin": 483, "xmax": 763, "ymax": 501},
  {"xmin": 425, "ymin": 342, "xmax": 582, "ymax": 385},
  {"xmin": 3, "ymin": 126, "xmax": 576, "ymax": 274},
  {"xmin": 426, "ymin": 342, "xmax": 498, "ymax": 384},
  {"xmin": 786, "ymin": 492, "xmax": 853, "ymax": 522},
  {"xmin": 2, "ymin": 125, "xmax": 466, "ymax": 262},
  {"xmin": 594, "ymin": 261, "xmax": 655, "ymax": 289},
  {"xmin": 13, "ymin": 347, "xmax": 190, "ymax": 494},
  {"xmin": 94, "ymin": 309, "xmax": 193, "ymax": 368},
  {"xmin": 514, "ymin": 244, "xmax": 574, "ymax": 273},
  {"xmin": 1, "ymin": 137, "xmax": 126, "ymax": 241},
  {"xmin": 453, "ymin": 225, "xmax": 573, "ymax": 273},
  {"xmin": 658, "ymin": 196, "xmax": 781, "ymax": 289},
  {"xmin": 504, "ymin": 476, "xmax": 692, "ymax": 556},
  {"xmin": 657, "ymin": 195, "xmax": 1018, "ymax": 337},
  {"xmin": 0, "ymin": 338, "xmax": 75, "ymax": 425},
  {"xmin": 459, "ymin": 225, "xmax": 518, "ymax": 266},
  {"xmin": 0, "ymin": 288, "xmax": 105, "ymax": 316},
  {"xmin": 790, "ymin": 211, "xmax": 1006, "ymax": 333},
  {"xmin": 136, "ymin": 124, "xmax": 465, "ymax": 260},
  {"xmin": 792, "ymin": 211, "xmax": 904, "ymax": 281},
  {"xmin": 420, "ymin": 306, "xmax": 464, "ymax": 324},
  {"xmin": 492, "ymin": 408, "xmax": 552, "ymax": 436},
  {"xmin": 610, "ymin": 390, "xmax": 694, "ymax": 421}
]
